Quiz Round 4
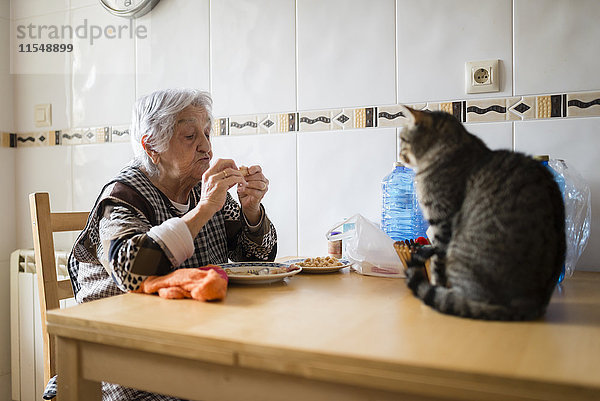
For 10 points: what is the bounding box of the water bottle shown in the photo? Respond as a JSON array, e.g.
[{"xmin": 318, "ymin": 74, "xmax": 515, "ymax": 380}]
[
  {"xmin": 411, "ymin": 176, "xmax": 429, "ymax": 238},
  {"xmin": 535, "ymin": 155, "xmax": 566, "ymax": 283},
  {"xmin": 381, "ymin": 162, "xmax": 428, "ymax": 241}
]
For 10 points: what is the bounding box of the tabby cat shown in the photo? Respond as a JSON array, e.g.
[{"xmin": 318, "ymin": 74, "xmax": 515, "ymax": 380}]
[{"xmin": 398, "ymin": 106, "xmax": 565, "ymax": 321}]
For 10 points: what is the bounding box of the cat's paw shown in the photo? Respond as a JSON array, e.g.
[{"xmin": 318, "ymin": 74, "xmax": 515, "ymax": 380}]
[
  {"xmin": 394, "ymin": 241, "xmax": 427, "ymax": 266},
  {"xmin": 406, "ymin": 266, "xmax": 428, "ymax": 293},
  {"xmin": 413, "ymin": 245, "xmax": 436, "ymax": 264},
  {"xmin": 394, "ymin": 241, "xmax": 433, "ymax": 283}
]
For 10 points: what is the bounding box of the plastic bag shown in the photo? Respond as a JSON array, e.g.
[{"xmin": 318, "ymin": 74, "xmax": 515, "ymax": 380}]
[
  {"xmin": 549, "ymin": 159, "xmax": 591, "ymax": 278},
  {"xmin": 326, "ymin": 214, "xmax": 403, "ymax": 278}
]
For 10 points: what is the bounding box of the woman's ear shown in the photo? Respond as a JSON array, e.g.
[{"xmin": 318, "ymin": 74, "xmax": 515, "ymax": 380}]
[{"xmin": 141, "ymin": 135, "xmax": 160, "ymax": 165}]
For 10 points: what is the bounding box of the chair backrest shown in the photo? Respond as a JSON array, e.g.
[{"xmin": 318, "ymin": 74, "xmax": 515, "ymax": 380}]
[{"xmin": 29, "ymin": 192, "xmax": 89, "ymax": 388}]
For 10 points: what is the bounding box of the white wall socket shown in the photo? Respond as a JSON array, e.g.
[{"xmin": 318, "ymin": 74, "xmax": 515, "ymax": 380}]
[{"xmin": 465, "ymin": 59, "xmax": 500, "ymax": 94}]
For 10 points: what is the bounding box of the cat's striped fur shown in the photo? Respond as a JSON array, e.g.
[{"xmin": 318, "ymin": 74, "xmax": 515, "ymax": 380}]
[{"xmin": 399, "ymin": 106, "xmax": 565, "ymax": 321}]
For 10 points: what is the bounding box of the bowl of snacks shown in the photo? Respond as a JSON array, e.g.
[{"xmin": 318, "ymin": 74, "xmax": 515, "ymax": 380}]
[{"xmin": 285, "ymin": 256, "xmax": 352, "ymax": 274}]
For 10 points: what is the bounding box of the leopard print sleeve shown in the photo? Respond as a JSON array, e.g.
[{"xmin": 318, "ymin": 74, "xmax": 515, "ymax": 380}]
[
  {"xmin": 97, "ymin": 205, "xmax": 172, "ymax": 292},
  {"xmin": 222, "ymin": 193, "xmax": 278, "ymax": 261}
]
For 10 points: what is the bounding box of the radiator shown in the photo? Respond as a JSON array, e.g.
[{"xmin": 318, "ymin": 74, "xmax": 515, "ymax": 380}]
[{"xmin": 9, "ymin": 249, "xmax": 75, "ymax": 401}]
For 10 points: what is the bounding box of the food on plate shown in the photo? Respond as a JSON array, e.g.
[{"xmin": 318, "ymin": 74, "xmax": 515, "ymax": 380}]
[
  {"xmin": 291, "ymin": 256, "xmax": 343, "ymax": 268},
  {"xmin": 239, "ymin": 165, "xmax": 250, "ymax": 177},
  {"xmin": 271, "ymin": 265, "xmax": 300, "ymax": 274},
  {"xmin": 224, "ymin": 265, "xmax": 300, "ymax": 276}
]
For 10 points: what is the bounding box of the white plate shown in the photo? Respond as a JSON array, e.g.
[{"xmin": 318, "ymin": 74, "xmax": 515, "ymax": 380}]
[
  {"xmin": 223, "ymin": 262, "xmax": 302, "ymax": 284},
  {"xmin": 284, "ymin": 258, "xmax": 352, "ymax": 274}
]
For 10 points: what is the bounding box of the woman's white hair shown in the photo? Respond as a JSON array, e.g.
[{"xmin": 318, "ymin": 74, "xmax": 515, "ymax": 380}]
[{"xmin": 130, "ymin": 88, "xmax": 213, "ymax": 177}]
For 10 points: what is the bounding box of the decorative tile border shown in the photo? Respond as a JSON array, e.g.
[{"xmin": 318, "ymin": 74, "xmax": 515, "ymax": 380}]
[
  {"xmin": 209, "ymin": 90, "xmax": 599, "ymax": 136},
  {"xmin": 2, "ymin": 91, "xmax": 599, "ymax": 148},
  {"xmin": 466, "ymin": 99, "xmax": 507, "ymax": 123},
  {"xmin": 507, "ymin": 96, "xmax": 536, "ymax": 120},
  {"xmin": 378, "ymin": 105, "xmax": 409, "ymax": 127},
  {"xmin": 257, "ymin": 115, "xmax": 277, "ymax": 134},
  {"xmin": 567, "ymin": 92, "xmax": 600, "ymax": 117},
  {"xmin": 111, "ymin": 125, "xmax": 131, "ymax": 143},
  {"xmin": 15, "ymin": 131, "xmax": 60, "ymax": 147},
  {"xmin": 1, "ymin": 132, "xmax": 17, "ymax": 147},
  {"xmin": 2, "ymin": 127, "xmax": 117, "ymax": 148}
]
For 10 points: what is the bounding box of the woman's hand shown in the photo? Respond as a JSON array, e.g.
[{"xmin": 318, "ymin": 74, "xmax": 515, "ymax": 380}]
[
  {"xmin": 182, "ymin": 159, "xmax": 246, "ymax": 237},
  {"xmin": 237, "ymin": 165, "xmax": 269, "ymax": 225},
  {"xmin": 200, "ymin": 158, "xmax": 247, "ymax": 214}
]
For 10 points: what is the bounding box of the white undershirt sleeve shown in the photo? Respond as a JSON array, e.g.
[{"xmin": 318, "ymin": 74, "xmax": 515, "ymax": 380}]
[{"xmin": 147, "ymin": 217, "xmax": 194, "ymax": 267}]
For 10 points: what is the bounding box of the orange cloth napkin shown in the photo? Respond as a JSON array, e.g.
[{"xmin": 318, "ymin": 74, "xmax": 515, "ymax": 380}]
[{"xmin": 136, "ymin": 265, "xmax": 228, "ymax": 301}]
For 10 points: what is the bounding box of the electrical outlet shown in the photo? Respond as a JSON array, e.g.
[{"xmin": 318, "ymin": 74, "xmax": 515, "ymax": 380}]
[{"xmin": 465, "ymin": 60, "xmax": 500, "ymax": 94}]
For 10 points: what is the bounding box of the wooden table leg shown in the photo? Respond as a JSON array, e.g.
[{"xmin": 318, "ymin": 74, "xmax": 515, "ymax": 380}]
[{"xmin": 56, "ymin": 336, "xmax": 101, "ymax": 400}]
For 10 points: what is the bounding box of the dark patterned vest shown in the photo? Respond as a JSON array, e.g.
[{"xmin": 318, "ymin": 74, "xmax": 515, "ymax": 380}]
[{"xmin": 68, "ymin": 165, "xmax": 229, "ymax": 298}]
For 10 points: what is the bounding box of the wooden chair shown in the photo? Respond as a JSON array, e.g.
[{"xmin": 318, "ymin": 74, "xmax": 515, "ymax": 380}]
[{"xmin": 29, "ymin": 192, "xmax": 89, "ymax": 393}]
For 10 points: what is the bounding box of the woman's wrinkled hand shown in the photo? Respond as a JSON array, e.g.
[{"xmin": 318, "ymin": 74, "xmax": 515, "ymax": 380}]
[
  {"xmin": 198, "ymin": 158, "xmax": 246, "ymax": 215},
  {"xmin": 237, "ymin": 165, "xmax": 269, "ymax": 225}
]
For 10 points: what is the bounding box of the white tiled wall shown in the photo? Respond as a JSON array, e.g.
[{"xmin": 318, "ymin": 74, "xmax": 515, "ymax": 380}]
[
  {"xmin": 0, "ymin": 258, "xmax": 10, "ymax": 399},
  {"xmin": 0, "ymin": 4, "xmax": 12, "ymax": 132},
  {"xmin": 514, "ymin": 0, "xmax": 600, "ymax": 95},
  {"xmin": 3, "ymin": 1, "xmax": 600, "ymax": 395},
  {"xmin": 13, "ymin": 73, "xmax": 71, "ymax": 132},
  {"xmin": 15, "ymin": 146, "xmax": 73, "ymax": 250},
  {"xmin": 0, "ymin": 369, "xmax": 9, "ymax": 401},
  {"xmin": 0, "ymin": 16, "xmax": 6, "ymax": 63},
  {"xmin": 0, "ymin": 148, "xmax": 16, "ymax": 262},
  {"xmin": 0, "ymin": 148, "xmax": 15, "ymax": 401},
  {"xmin": 465, "ymin": 121, "xmax": 513, "ymax": 151},
  {"xmin": 211, "ymin": 0, "xmax": 296, "ymax": 116},
  {"xmin": 12, "ymin": 10, "xmax": 72, "ymax": 131},
  {"xmin": 70, "ymin": 0, "xmax": 95, "ymax": 9},
  {"xmin": 0, "ymin": 0, "xmax": 14, "ymax": 396},
  {"xmin": 297, "ymin": 128, "xmax": 397, "ymax": 256},
  {"xmin": 72, "ymin": 142, "xmax": 134, "ymax": 211},
  {"xmin": 297, "ymin": 0, "xmax": 396, "ymax": 110},
  {"xmin": 11, "ymin": 11, "xmax": 71, "ymax": 76},
  {"xmin": 212, "ymin": 133, "xmax": 298, "ymax": 257},
  {"xmin": 0, "ymin": 0, "xmax": 8, "ymax": 19},
  {"xmin": 397, "ymin": 0, "xmax": 513, "ymax": 103},
  {"xmin": 10, "ymin": 0, "xmax": 68, "ymax": 19},
  {"xmin": 136, "ymin": 0, "xmax": 210, "ymax": 98},
  {"xmin": 71, "ymin": 4, "xmax": 135, "ymax": 127}
]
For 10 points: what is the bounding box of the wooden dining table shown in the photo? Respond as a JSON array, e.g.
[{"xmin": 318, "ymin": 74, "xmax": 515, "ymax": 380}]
[{"xmin": 46, "ymin": 264, "xmax": 600, "ymax": 401}]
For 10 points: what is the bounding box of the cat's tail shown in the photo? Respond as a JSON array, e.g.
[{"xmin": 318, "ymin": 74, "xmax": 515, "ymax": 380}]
[{"xmin": 406, "ymin": 269, "xmax": 545, "ymax": 321}]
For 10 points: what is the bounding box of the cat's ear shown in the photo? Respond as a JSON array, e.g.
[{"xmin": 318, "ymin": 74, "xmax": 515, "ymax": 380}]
[{"xmin": 399, "ymin": 105, "xmax": 430, "ymax": 129}]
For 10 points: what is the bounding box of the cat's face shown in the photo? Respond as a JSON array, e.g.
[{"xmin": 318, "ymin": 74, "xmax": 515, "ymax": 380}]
[{"xmin": 398, "ymin": 106, "xmax": 464, "ymax": 169}]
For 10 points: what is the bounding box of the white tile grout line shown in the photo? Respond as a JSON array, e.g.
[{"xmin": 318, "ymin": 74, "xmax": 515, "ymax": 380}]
[
  {"xmin": 208, "ymin": 0, "xmax": 213, "ymax": 94},
  {"xmin": 294, "ymin": 0, "xmax": 299, "ymax": 114},
  {"xmin": 394, "ymin": 0, "xmax": 399, "ymax": 106},
  {"xmin": 394, "ymin": 0, "xmax": 399, "ymax": 161},
  {"xmin": 511, "ymin": 0, "xmax": 515, "ymax": 152},
  {"xmin": 295, "ymin": 132, "xmax": 300, "ymax": 257},
  {"xmin": 133, "ymin": 17, "xmax": 138, "ymax": 106},
  {"xmin": 68, "ymin": 4, "xmax": 74, "ymax": 130},
  {"xmin": 511, "ymin": 0, "xmax": 516, "ymax": 100},
  {"xmin": 69, "ymin": 142, "xmax": 74, "ymax": 215},
  {"xmin": 294, "ymin": 0, "xmax": 300, "ymax": 256}
]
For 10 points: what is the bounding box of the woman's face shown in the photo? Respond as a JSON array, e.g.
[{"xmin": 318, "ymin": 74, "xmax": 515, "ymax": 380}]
[{"xmin": 158, "ymin": 105, "xmax": 212, "ymax": 184}]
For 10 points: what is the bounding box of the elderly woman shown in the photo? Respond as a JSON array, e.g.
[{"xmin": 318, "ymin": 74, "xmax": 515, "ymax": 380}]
[{"xmin": 66, "ymin": 88, "xmax": 277, "ymax": 400}]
